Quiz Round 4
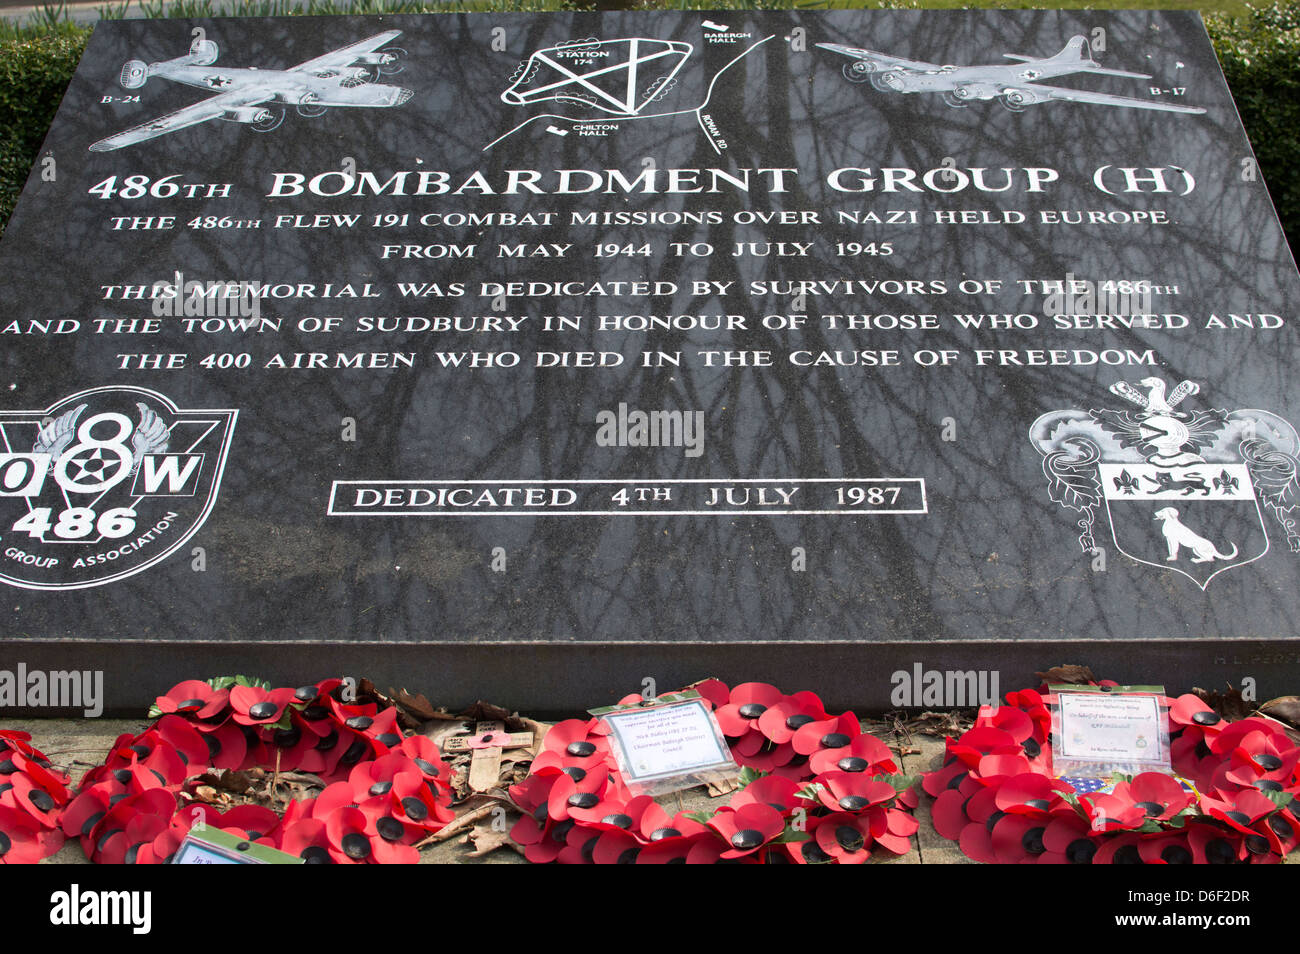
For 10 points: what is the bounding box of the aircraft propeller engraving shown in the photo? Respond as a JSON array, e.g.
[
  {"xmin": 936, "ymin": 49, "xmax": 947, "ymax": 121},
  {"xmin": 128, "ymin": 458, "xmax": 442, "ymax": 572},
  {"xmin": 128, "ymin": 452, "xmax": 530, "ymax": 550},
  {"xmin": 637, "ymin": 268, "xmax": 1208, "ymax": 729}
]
[
  {"xmin": 89, "ymin": 30, "xmax": 413, "ymax": 152},
  {"xmin": 817, "ymin": 34, "xmax": 1205, "ymax": 114}
]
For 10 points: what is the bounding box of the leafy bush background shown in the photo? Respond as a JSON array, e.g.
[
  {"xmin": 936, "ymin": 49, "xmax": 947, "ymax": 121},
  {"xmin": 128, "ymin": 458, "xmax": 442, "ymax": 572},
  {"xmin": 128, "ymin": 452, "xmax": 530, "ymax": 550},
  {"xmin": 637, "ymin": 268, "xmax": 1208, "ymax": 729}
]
[
  {"xmin": 0, "ymin": 2, "xmax": 1296, "ymax": 250},
  {"xmin": 1205, "ymin": 2, "xmax": 1300, "ymax": 249},
  {"xmin": 0, "ymin": 30, "xmax": 87, "ymax": 230}
]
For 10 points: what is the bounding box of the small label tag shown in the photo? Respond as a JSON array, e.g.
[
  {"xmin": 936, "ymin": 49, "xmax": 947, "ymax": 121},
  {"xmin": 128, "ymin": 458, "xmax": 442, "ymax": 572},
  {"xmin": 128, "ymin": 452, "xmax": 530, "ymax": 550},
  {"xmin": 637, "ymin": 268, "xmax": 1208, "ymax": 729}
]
[
  {"xmin": 1050, "ymin": 684, "xmax": 1171, "ymax": 779},
  {"xmin": 590, "ymin": 691, "xmax": 738, "ymax": 795},
  {"xmin": 172, "ymin": 828, "xmax": 304, "ymax": 865}
]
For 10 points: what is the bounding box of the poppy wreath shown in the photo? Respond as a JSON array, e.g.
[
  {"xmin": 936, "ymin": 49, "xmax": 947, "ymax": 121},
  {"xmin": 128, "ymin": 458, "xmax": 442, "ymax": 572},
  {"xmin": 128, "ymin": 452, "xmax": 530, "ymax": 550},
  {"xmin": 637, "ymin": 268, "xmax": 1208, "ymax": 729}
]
[
  {"xmin": 0, "ymin": 730, "xmax": 72, "ymax": 863},
  {"xmin": 923, "ymin": 682, "xmax": 1300, "ymax": 863},
  {"xmin": 509, "ymin": 679, "xmax": 921, "ymax": 863},
  {"xmin": 58, "ymin": 676, "xmax": 456, "ymax": 864}
]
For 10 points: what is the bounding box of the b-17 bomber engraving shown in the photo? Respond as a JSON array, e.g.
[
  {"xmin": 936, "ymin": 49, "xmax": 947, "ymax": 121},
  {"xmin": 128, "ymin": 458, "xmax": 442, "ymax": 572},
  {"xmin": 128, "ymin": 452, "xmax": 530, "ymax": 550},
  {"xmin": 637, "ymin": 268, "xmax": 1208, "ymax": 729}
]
[{"xmin": 818, "ymin": 34, "xmax": 1205, "ymax": 114}]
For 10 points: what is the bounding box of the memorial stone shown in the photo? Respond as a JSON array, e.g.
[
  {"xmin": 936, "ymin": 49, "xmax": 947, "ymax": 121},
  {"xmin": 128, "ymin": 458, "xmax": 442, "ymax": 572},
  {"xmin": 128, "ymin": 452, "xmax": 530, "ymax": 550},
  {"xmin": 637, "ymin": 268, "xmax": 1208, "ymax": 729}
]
[{"xmin": 1, "ymin": 9, "xmax": 1297, "ymax": 713}]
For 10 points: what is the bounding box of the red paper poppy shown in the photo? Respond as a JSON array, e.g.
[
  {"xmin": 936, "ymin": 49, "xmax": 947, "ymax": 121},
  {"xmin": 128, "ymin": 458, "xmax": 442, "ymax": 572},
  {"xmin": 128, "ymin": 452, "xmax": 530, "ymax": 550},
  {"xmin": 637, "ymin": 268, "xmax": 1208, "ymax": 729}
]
[
  {"xmin": 1039, "ymin": 813, "xmax": 1098, "ymax": 864},
  {"xmin": 990, "ymin": 812, "xmax": 1054, "ymax": 863},
  {"xmin": 1220, "ymin": 728, "xmax": 1300, "ymax": 793},
  {"xmin": 994, "ymin": 773, "xmax": 1074, "ymax": 817},
  {"xmin": 1079, "ymin": 790, "xmax": 1147, "ymax": 833},
  {"xmin": 552, "ymin": 818, "xmax": 605, "ymax": 864},
  {"xmin": 1209, "ymin": 716, "xmax": 1289, "ymax": 756},
  {"xmin": 637, "ymin": 830, "xmax": 714, "ymax": 863},
  {"xmin": 1136, "ymin": 831, "xmax": 1196, "ymax": 865},
  {"xmin": 755, "ymin": 692, "xmax": 829, "ymax": 745},
  {"xmin": 732, "ymin": 773, "xmax": 804, "ymax": 814},
  {"xmin": 926, "ymin": 680, "xmax": 1300, "ymax": 865},
  {"xmin": 51, "ymin": 677, "xmax": 451, "ymax": 863},
  {"xmin": 708, "ymin": 803, "xmax": 786, "ymax": 859},
  {"xmin": 228, "ymin": 685, "xmax": 297, "ymax": 726},
  {"xmin": 534, "ymin": 719, "xmax": 609, "ymax": 775},
  {"xmin": 1186, "ymin": 821, "xmax": 1243, "ymax": 864},
  {"xmin": 1110, "ymin": 772, "xmax": 1194, "ymax": 822},
  {"xmin": 0, "ymin": 805, "xmax": 48, "ymax": 864},
  {"xmin": 809, "ymin": 730, "xmax": 896, "ymax": 776},
  {"xmin": 810, "ymin": 812, "xmax": 875, "ymax": 864},
  {"xmin": 625, "ymin": 796, "xmax": 709, "ymax": 845},
  {"xmin": 714, "ymin": 682, "xmax": 787, "ymax": 739},
  {"xmin": 399, "ymin": 735, "xmax": 453, "ymax": 789},
  {"xmin": 279, "ymin": 817, "xmax": 334, "ymax": 863},
  {"xmin": 1092, "ymin": 830, "xmax": 1147, "ymax": 864},
  {"xmin": 1258, "ymin": 807, "xmax": 1299, "ymax": 855},
  {"xmin": 154, "ymin": 680, "xmax": 231, "ymax": 722},
  {"xmin": 693, "ymin": 679, "xmax": 730, "ymax": 708},
  {"xmin": 1201, "ymin": 788, "xmax": 1277, "ymax": 832},
  {"xmin": 791, "ymin": 711, "xmax": 859, "ymax": 756},
  {"xmin": 324, "ymin": 805, "xmax": 382, "ymax": 863},
  {"xmin": 1170, "ymin": 694, "xmax": 1225, "ymax": 735},
  {"xmin": 816, "ymin": 771, "xmax": 897, "ymax": 816},
  {"xmin": 511, "ymin": 679, "xmax": 920, "ymax": 864}
]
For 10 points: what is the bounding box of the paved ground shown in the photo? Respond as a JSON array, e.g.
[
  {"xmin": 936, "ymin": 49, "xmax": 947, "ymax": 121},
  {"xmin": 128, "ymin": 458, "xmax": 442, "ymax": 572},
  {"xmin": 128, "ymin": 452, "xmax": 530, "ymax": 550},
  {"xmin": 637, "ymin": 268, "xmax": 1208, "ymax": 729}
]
[{"xmin": 9, "ymin": 716, "xmax": 968, "ymax": 864}]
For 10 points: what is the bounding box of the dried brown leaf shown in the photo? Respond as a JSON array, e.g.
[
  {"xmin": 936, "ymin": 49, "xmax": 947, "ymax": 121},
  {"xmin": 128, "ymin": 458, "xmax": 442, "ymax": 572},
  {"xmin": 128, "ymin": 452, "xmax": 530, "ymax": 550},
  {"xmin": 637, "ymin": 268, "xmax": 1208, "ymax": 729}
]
[
  {"xmin": 1259, "ymin": 696, "xmax": 1300, "ymax": 733},
  {"xmin": 358, "ymin": 678, "xmax": 383, "ymax": 703},
  {"xmin": 389, "ymin": 688, "xmax": 441, "ymax": 723},
  {"xmin": 888, "ymin": 710, "xmax": 972, "ymax": 739},
  {"xmin": 459, "ymin": 700, "xmax": 513, "ymax": 723},
  {"xmin": 275, "ymin": 771, "xmax": 325, "ymax": 788},
  {"xmin": 706, "ymin": 776, "xmax": 740, "ymax": 798},
  {"xmin": 207, "ymin": 769, "xmax": 253, "ymax": 793},
  {"xmin": 462, "ymin": 824, "xmax": 516, "ymax": 857},
  {"xmin": 1035, "ymin": 664, "xmax": 1096, "ymax": 685},
  {"xmin": 1192, "ymin": 685, "xmax": 1253, "ymax": 722}
]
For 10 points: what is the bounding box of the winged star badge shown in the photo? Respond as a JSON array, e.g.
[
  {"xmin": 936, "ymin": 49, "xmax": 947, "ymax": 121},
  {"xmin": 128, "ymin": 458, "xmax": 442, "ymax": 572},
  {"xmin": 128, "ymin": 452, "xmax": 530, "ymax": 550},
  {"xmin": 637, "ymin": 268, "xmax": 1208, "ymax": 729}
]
[
  {"xmin": 0, "ymin": 386, "xmax": 237, "ymax": 590},
  {"xmin": 1029, "ymin": 377, "xmax": 1300, "ymax": 589}
]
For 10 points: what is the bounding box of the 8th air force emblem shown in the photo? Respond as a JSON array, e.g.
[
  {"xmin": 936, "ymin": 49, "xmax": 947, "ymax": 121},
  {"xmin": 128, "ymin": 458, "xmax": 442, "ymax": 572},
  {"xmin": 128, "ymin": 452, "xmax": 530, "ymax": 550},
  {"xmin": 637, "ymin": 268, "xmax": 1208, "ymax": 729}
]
[{"xmin": 0, "ymin": 386, "xmax": 237, "ymax": 589}]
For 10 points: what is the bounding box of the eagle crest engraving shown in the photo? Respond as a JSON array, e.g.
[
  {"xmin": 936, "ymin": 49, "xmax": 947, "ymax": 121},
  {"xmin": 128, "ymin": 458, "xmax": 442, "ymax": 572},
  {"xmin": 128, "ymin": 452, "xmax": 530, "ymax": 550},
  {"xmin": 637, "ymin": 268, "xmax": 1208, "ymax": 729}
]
[{"xmin": 1030, "ymin": 377, "xmax": 1299, "ymax": 589}]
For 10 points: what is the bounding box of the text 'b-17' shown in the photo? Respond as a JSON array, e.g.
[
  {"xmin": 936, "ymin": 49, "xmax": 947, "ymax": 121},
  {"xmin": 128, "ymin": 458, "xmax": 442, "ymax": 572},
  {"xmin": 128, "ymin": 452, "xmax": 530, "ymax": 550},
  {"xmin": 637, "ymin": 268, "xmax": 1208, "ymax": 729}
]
[
  {"xmin": 818, "ymin": 34, "xmax": 1205, "ymax": 114},
  {"xmin": 89, "ymin": 30, "xmax": 412, "ymax": 152}
]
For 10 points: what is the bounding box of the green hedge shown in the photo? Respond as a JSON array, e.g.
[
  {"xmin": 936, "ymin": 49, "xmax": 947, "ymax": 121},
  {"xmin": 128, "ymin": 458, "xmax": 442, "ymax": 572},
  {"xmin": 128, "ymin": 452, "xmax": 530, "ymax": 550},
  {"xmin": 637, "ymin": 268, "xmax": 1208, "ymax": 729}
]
[
  {"xmin": 1206, "ymin": 3, "xmax": 1300, "ymax": 249},
  {"xmin": 0, "ymin": 30, "xmax": 88, "ymax": 227},
  {"xmin": 0, "ymin": 4, "xmax": 1297, "ymax": 249}
]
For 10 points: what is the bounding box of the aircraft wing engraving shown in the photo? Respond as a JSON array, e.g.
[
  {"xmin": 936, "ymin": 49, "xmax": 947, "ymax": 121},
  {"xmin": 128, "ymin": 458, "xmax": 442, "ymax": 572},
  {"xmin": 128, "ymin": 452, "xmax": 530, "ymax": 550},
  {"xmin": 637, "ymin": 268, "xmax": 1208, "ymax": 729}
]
[
  {"xmin": 816, "ymin": 43, "xmax": 945, "ymax": 73},
  {"xmin": 1016, "ymin": 83, "xmax": 1206, "ymax": 114},
  {"xmin": 89, "ymin": 89, "xmax": 271, "ymax": 152},
  {"xmin": 290, "ymin": 29, "xmax": 404, "ymax": 74}
]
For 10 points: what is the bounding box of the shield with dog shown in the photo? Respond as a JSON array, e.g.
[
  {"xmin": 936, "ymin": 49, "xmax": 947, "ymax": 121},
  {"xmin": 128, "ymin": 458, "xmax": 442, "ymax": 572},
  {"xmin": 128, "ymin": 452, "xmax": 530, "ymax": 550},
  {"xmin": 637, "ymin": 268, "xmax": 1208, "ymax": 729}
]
[
  {"xmin": 1030, "ymin": 376, "xmax": 1300, "ymax": 589},
  {"xmin": 1099, "ymin": 462, "xmax": 1266, "ymax": 589}
]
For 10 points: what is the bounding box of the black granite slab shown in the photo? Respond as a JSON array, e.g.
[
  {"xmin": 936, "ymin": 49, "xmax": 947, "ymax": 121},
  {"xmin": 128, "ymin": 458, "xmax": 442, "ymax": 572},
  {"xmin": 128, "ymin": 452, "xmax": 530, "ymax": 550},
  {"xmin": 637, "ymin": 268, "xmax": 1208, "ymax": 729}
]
[{"xmin": 1, "ymin": 9, "xmax": 1297, "ymax": 714}]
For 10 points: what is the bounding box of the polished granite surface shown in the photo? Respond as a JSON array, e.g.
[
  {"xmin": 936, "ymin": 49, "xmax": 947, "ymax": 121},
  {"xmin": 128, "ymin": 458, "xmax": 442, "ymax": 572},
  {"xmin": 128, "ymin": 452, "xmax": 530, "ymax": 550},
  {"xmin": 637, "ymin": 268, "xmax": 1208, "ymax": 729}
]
[{"xmin": 0, "ymin": 10, "xmax": 1296, "ymax": 707}]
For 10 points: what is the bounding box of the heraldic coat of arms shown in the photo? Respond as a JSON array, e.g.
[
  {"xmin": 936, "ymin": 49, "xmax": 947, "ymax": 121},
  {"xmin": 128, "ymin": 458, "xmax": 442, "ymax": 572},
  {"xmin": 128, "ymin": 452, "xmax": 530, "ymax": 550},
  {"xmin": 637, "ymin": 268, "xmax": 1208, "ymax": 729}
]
[{"xmin": 1029, "ymin": 377, "xmax": 1299, "ymax": 589}]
